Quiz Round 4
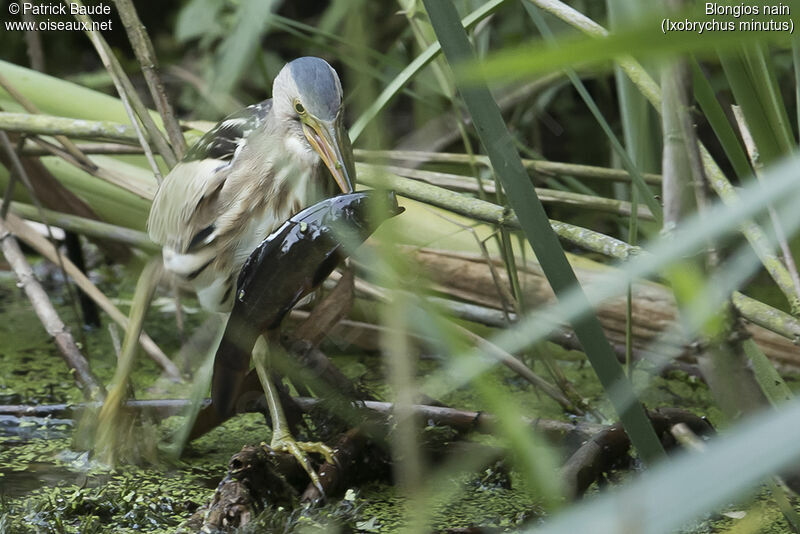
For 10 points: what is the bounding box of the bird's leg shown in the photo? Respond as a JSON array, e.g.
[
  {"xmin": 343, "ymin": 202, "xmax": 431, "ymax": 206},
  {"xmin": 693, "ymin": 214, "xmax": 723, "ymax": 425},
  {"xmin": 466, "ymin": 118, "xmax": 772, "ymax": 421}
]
[{"xmin": 252, "ymin": 336, "xmax": 336, "ymax": 493}]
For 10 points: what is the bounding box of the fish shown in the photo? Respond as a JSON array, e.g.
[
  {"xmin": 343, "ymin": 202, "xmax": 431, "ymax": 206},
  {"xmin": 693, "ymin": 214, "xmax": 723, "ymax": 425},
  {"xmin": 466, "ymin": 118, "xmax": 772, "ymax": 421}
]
[{"xmin": 210, "ymin": 190, "xmax": 403, "ymax": 418}]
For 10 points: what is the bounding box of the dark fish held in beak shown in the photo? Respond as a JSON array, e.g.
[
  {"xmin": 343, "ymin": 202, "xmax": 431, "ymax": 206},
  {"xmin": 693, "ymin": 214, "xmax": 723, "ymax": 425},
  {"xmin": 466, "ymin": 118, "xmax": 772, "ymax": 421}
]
[{"xmin": 210, "ymin": 190, "xmax": 403, "ymax": 419}]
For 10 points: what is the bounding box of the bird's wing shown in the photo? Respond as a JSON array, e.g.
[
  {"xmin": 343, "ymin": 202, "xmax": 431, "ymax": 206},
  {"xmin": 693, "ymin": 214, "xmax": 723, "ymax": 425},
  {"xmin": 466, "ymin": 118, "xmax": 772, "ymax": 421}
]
[{"xmin": 147, "ymin": 99, "xmax": 273, "ymax": 253}]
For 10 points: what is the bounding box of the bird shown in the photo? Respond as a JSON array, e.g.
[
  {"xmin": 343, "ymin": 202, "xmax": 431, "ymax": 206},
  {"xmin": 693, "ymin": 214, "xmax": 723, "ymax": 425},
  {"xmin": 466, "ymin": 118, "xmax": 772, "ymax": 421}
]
[
  {"xmin": 148, "ymin": 56, "xmax": 355, "ymax": 312},
  {"xmin": 147, "ymin": 56, "xmax": 355, "ymax": 490}
]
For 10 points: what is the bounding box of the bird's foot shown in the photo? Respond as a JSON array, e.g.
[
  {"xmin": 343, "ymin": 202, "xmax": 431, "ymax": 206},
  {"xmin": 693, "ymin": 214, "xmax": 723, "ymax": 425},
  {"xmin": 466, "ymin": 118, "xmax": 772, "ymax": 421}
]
[{"xmin": 261, "ymin": 435, "xmax": 337, "ymax": 494}]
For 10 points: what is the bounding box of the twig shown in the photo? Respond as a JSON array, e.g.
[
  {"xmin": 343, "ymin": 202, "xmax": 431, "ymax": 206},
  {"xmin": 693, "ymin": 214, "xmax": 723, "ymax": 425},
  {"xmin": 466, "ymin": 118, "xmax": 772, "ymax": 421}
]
[
  {"xmin": 20, "ymin": 141, "xmax": 144, "ymax": 156},
  {"xmin": 3, "ymin": 212, "xmax": 179, "ymax": 379},
  {"xmin": 394, "ymin": 75, "xmax": 563, "ymax": 154},
  {"xmin": 22, "ymin": 135, "xmax": 154, "ymax": 200},
  {"xmin": 0, "ymin": 218, "xmax": 105, "ymax": 399},
  {"xmin": 113, "ymin": 0, "xmax": 186, "ymax": 158}
]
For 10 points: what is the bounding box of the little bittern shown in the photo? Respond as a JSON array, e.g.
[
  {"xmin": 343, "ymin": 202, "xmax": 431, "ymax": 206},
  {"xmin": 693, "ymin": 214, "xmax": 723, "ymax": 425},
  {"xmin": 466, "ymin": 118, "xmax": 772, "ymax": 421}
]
[{"xmin": 147, "ymin": 56, "xmax": 355, "ymax": 490}]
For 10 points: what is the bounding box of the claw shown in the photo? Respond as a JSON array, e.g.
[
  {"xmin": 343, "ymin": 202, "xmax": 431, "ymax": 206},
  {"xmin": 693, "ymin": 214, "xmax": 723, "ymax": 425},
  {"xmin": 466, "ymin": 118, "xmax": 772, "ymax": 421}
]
[{"xmin": 262, "ymin": 437, "xmax": 337, "ymax": 495}]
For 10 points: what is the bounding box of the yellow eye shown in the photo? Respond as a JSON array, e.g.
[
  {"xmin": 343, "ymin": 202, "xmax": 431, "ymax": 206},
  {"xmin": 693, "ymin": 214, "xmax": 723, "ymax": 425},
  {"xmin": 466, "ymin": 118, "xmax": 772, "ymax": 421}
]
[{"xmin": 294, "ymin": 101, "xmax": 305, "ymax": 115}]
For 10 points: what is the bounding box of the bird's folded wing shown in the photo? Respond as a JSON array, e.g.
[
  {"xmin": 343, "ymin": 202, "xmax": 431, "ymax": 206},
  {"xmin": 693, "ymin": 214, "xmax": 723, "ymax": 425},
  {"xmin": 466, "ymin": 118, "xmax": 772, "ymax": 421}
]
[{"xmin": 147, "ymin": 99, "xmax": 273, "ymax": 252}]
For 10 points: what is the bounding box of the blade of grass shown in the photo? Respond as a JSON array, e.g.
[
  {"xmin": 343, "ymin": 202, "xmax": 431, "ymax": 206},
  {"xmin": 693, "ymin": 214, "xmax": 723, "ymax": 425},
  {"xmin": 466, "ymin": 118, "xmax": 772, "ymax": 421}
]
[
  {"xmin": 423, "ymin": 0, "xmax": 664, "ymax": 463},
  {"xmin": 356, "ymin": 149, "xmax": 663, "ymax": 184}
]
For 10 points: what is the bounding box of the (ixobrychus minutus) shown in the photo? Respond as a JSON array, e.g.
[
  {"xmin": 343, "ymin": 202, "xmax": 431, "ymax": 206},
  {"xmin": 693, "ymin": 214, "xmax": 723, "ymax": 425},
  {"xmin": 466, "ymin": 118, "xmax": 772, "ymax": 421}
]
[{"xmin": 147, "ymin": 56, "xmax": 356, "ymax": 490}]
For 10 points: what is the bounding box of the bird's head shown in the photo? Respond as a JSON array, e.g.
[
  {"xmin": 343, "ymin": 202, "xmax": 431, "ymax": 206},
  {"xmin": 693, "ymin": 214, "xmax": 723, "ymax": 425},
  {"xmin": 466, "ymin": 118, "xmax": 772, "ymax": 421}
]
[{"xmin": 272, "ymin": 57, "xmax": 355, "ymax": 195}]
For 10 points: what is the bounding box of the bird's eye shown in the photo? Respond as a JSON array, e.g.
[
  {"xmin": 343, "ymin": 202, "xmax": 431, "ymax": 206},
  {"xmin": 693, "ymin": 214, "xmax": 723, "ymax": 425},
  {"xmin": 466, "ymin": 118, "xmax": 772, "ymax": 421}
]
[{"xmin": 294, "ymin": 101, "xmax": 306, "ymax": 115}]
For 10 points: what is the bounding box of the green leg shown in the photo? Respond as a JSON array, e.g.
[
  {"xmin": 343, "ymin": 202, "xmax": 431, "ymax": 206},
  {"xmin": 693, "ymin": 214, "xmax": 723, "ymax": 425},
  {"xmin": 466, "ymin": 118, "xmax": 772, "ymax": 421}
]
[{"xmin": 252, "ymin": 336, "xmax": 335, "ymax": 493}]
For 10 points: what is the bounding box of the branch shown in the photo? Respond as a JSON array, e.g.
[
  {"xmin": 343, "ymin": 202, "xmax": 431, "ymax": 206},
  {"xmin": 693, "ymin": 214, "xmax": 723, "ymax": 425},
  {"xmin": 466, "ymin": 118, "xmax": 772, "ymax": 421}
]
[
  {"xmin": 0, "ymin": 112, "xmax": 140, "ymax": 143},
  {"xmin": 0, "ymin": 218, "xmax": 104, "ymax": 399}
]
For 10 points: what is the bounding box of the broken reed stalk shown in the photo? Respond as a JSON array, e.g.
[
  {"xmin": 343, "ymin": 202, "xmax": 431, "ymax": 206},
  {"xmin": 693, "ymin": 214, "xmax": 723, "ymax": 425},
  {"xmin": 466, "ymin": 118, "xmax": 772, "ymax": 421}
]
[
  {"xmin": 112, "ymin": 0, "xmax": 186, "ymax": 158},
  {"xmin": 0, "ymin": 217, "xmax": 105, "ymax": 399},
  {"xmin": 2, "ymin": 212, "xmax": 180, "ymax": 380}
]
